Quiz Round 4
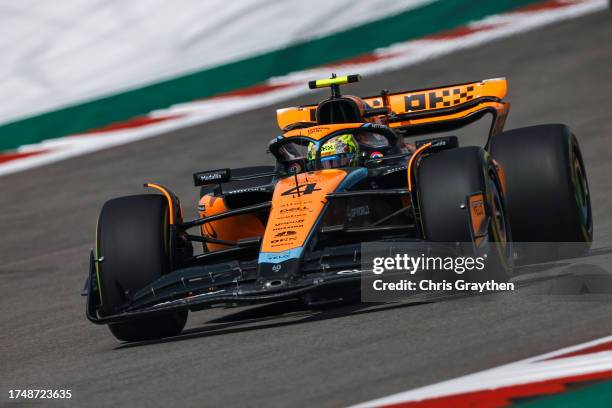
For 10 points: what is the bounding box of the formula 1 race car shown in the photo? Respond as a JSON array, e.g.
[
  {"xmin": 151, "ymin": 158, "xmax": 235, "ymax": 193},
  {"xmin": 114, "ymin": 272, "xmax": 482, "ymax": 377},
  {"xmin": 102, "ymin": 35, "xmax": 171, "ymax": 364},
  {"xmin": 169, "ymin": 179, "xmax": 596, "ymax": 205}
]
[{"xmin": 84, "ymin": 74, "xmax": 592, "ymax": 341}]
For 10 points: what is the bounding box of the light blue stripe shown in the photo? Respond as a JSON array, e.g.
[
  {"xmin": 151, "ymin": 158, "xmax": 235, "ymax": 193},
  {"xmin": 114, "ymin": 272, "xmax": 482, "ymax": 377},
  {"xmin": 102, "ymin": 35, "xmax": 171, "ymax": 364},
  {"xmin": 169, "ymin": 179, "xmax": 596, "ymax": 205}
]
[{"xmin": 258, "ymin": 248, "xmax": 304, "ymax": 264}]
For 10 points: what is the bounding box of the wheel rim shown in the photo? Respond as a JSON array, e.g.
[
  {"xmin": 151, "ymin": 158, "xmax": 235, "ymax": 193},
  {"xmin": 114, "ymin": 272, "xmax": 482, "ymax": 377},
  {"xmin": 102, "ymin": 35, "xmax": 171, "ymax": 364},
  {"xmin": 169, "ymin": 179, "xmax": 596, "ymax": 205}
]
[
  {"xmin": 573, "ymin": 152, "xmax": 590, "ymax": 230},
  {"xmin": 488, "ymin": 174, "xmax": 508, "ymax": 245},
  {"xmin": 486, "ymin": 168, "xmax": 512, "ymax": 277}
]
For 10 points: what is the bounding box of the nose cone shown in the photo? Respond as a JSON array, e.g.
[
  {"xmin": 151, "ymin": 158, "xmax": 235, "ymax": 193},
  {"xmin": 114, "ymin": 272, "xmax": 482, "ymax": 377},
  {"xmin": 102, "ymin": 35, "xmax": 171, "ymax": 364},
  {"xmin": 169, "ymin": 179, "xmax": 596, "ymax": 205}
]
[
  {"xmin": 257, "ymin": 169, "xmax": 348, "ymax": 282},
  {"xmin": 257, "ymin": 258, "xmax": 301, "ymax": 288}
]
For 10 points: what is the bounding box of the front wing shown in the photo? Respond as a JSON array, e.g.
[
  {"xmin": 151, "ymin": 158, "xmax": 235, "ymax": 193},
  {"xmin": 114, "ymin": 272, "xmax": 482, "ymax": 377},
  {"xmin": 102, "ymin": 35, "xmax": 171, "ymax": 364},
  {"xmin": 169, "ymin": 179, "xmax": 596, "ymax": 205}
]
[{"xmin": 85, "ymin": 243, "xmax": 365, "ymax": 325}]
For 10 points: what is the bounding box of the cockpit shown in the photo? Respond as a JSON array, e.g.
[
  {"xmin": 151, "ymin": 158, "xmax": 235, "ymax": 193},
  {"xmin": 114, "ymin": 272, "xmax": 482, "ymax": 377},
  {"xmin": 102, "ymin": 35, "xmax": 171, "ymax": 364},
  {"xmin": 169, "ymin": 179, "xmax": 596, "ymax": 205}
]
[{"xmin": 270, "ymin": 126, "xmax": 406, "ymax": 174}]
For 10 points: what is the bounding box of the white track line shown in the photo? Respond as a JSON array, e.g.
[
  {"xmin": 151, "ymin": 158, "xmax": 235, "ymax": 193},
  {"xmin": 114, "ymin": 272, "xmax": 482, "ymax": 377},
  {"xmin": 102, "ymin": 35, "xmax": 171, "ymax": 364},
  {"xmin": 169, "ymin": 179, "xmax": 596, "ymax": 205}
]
[{"xmin": 351, "ymin": 334, "xmax": 612, "ymax": 407}]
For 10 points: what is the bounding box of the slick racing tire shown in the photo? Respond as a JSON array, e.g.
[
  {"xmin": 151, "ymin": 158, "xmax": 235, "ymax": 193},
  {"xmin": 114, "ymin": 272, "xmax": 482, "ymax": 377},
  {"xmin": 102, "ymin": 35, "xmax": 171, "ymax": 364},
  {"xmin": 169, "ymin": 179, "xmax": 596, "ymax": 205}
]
[
  {"xmin": 96, "ymin": 194, "xmax": 187, "ymax": 342},
  {"xmin": 418, "ymin": 146, "xmax": 513, "ymax": 282},
  {"xmin": 489, "ymin": 124, "xmax": 592, "ymax": 262}
]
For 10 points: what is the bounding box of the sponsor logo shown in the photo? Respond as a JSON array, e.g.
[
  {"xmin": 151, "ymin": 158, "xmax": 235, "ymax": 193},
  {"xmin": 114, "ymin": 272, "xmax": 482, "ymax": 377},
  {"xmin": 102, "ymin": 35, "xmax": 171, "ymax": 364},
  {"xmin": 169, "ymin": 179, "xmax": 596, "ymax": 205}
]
[
  {"xmin": 336, "ymin": 269, "xmax": 365, "ymax": 275},
  {"xmin": 288, "ymin": 162, "xmax": 302, "ymax": 174},
  {"xmin": 264, "ymin": 253, "xmax": 291, "ymax": 261},
  {"xmin": 471, "ymin": 199, "xmax": 484, "ymax": 216},
  {"xmin": 200, "ymin": 173, "xmax": 222, "ymax": 181},
  {"xmin": 432, "ymin": 139, "xmax": 448, "ymax": 147},
  {"xmin": 347, "ymin": 205, "xmax": 370, "ymax": 221},
  {"xmin": 226, "ymin": 186, "xmax": 269, "ymax": 194},
  {"xmin": 404, "ymin": 85, "xmax": 475, "ymax": 111},
  {"xmin": 307, "ymin": 127, "xmax": 329, "ymax": 134},
  {"xmin": 193, "ymin": 168, "xmax": 231, "ymax": 186},
  {"xmin": 274, "ymin": 230, "xmax": 297, "ymax": 237},
  {"xmin": 382, "ymin": 165, "xmax": 408, "ymax": 176},
  {"xmin": 280, "ymin": 206, "xmax": 309, "ymax": 213},
  {"xmin": 369, "ymin": 151, "xmax": 384, "ymax": 164}
]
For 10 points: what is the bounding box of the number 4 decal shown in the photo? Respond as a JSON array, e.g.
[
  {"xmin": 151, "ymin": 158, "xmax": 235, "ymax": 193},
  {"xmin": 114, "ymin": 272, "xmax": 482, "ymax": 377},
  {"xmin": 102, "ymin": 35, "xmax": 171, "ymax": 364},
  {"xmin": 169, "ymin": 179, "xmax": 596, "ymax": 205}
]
[{"xmin": 281, "ymin": 183, "xmax": 321, "ymax": 196}]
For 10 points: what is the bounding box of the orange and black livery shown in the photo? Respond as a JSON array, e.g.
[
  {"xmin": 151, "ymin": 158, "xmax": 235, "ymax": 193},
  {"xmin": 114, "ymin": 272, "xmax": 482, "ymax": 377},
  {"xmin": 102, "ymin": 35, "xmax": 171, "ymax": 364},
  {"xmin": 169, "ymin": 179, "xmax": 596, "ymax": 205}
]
[{"xmin": 84, "ymin": 74, "xmax": 592, "ymax": 342}]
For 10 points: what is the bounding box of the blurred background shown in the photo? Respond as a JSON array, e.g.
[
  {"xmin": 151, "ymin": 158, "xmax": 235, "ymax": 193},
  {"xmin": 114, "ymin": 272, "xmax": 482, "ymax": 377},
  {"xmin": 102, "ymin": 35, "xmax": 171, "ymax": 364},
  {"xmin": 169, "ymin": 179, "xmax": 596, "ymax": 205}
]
[
  {"xmin": 0, "ymin": 0, "xmax": 564, "ymax": 166},
  {"xmin": 1, "ymin": 1, "xmax": 611, "ymax": 407}
]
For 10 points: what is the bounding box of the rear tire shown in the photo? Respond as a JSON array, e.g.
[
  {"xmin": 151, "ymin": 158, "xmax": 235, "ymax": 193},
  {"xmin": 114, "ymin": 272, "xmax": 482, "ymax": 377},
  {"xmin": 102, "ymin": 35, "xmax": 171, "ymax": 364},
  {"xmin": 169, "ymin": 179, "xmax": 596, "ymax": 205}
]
[
  {"xmin": 418, "ymin": 147, "xmax": 512, "ymax": 281},
  {"xmin": 97, "ymin": 194, "xmax": 187, "ymax": 342},
  {"xmin": 489, "ymin": 124, "xmax": 592, "ymax": 261}
]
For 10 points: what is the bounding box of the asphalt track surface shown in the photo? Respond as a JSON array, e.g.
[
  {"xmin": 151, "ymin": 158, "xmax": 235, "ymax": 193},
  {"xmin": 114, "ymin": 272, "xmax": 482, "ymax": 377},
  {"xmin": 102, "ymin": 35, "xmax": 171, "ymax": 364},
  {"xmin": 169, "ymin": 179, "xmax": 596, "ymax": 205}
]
[{"xmin": 1, "ymin": 11, "xmax": 612, "ymax": 408}]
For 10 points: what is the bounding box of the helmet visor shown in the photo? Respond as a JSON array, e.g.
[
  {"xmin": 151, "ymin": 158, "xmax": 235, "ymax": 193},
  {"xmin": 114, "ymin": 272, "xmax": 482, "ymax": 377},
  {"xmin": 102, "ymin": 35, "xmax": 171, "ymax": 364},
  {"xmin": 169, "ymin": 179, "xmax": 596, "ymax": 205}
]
[{"xmin": 320, "ymin": 153, "xmax": 355, "ymax": 169}]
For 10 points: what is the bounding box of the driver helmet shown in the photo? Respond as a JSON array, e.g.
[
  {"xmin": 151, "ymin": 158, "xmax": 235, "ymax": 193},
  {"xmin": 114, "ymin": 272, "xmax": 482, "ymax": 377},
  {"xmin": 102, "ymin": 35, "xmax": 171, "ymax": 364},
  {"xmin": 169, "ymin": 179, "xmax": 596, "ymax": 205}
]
[{"xmin": 308, "ymin": 134, "xmax": 359, "ymax": 169}]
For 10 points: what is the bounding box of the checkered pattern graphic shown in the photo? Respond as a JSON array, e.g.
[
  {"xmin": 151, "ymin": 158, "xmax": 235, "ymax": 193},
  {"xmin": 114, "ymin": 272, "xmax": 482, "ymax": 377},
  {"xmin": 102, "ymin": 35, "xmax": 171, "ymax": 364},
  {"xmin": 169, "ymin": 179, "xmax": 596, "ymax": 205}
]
[
  {"xmin": 439, "ymin": 85, "xmax": 475, "ymax": 108},
  {"xmin": 402, "ymin": 83, "xmax": 481, "ymax": 113}
]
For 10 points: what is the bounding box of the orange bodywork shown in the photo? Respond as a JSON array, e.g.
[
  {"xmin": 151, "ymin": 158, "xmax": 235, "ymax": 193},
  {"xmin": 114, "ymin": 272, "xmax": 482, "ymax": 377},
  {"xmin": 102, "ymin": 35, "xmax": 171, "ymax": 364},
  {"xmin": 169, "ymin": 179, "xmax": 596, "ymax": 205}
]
[
  {"xmin": 276, "ymin": 78, "xmax": 508, "ymax": 132},
  {"xmin": 261, "ymin": 170, "xmax": 346, "ymax": 253},
  {"xmin": 198, "ymin": 170, "xmax": 346, "ymax": 254},
  {"xmin": 371, "ymin": 78, "xmax": 506, "ymax": 116},
  {"xmin": 407, "ymin": 142, "xmax": 432, "ymax": 191},
  {"xmin": 389, "ymin": 101, "xmax": 507, "ymax": 129},
  {"xmin": 283, "ymin": 123, "xmax": 364, "ymax": 141},
  {"xmin": 469, "ymin": 193, "xmax": 487, "ymax": 247},
  {"xmin": 198, "ymin": 195, "xmax": 265, "ymax": 252},
  {"xmin": 200, "ymin": 78, "xmax": 511, "ymax": 254},
  {"xmin": 145, "ymin": 182, "xmax": 182, "ymax": 224}
]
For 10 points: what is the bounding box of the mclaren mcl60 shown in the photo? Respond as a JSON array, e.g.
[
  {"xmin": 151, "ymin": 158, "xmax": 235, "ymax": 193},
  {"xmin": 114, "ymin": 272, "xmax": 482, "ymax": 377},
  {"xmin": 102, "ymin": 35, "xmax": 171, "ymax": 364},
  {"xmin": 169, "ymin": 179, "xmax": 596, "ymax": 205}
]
[{"xmin": 83, "ymin": 74, "xmax": 592, "ymax": 341}]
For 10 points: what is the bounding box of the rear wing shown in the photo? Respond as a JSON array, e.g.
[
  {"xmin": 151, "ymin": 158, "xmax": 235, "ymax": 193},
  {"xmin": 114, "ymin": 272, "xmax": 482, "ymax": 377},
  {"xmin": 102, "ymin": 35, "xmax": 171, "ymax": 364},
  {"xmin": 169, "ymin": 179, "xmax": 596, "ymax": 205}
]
[{"xmin": 276, "ymin": 78, "xmax": 510, "ymax": 137}]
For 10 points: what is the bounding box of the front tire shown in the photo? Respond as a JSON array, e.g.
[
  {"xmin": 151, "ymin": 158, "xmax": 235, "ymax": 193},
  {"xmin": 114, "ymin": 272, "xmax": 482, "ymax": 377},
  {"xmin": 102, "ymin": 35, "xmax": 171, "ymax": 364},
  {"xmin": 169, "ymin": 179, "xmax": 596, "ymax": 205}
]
[
  {"xmin": 417, "ymin": 146, "xmax": 512, "ymax": 281},
  {"xmin": 96, "ymin": 194, "xmax": 187, "ymax": 342}
]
